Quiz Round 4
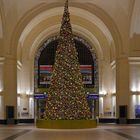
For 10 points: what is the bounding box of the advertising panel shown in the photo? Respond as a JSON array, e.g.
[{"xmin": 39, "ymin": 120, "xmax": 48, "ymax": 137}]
[{"xmin": 39, "ymin": 65, "xmax": 93, "ymax": 85}]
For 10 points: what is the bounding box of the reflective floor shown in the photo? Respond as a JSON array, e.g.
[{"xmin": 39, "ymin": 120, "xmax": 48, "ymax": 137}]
[{"xmin": 0, "ymin": 124, "xmax": 140, "ymax": 140}]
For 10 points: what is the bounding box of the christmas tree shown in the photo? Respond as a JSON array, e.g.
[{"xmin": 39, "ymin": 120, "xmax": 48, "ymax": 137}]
[{"xmin": 45, "ymin": 0, "xmax": 91, "ymax": 120}]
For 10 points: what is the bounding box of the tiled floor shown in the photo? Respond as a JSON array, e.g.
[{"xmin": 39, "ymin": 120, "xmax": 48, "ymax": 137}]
[{"xmin": 0, "ymin": 124, "xmax": 140, "ymax": 140}]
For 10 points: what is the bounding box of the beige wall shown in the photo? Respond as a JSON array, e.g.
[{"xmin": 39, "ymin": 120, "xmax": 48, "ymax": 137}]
[
  {"xmin": 0, "ymin": 61, "xmax": 4, "ymax": 119},
  {"xmin": 130, "ymin": 60, "xmax": 140, "ymax": 92},
  {"xmin": 0, "ymin": 60, "xmax": 4, "ymax": 92},
  {"xmin": 0, "ymin": 14, "xmax": 2, "ymax": 39}
]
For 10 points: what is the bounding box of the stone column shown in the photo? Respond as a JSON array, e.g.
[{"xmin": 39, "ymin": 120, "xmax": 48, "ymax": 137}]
[
  {"xmin": 116, "ymin": 56, "xmax": 130, "ymax": 122},
  {"xmin": 3, "ymin": 55, "xmax": 17, "ymax": 124}
]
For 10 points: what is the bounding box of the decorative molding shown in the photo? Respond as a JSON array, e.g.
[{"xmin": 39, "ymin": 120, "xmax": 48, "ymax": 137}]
[
  {"xmin": 131, "ymin": 91, "xmax": 140, "ymax": 95},
  {"xmin": 129, "ymin": 62, "xmax": 140, "ymax": 65},
  {"xmin": 110, "ymin": 60, "xmax": 116, "ymax": 69},
  {"xmin": 0, "ymin": 57, "xmax": 5, "ymax": 60},
  {"xmin": 18, "ymin": 93, "xmax": 33, "ymax": 98},
  {"xmin": 129, "ymin": 57, "xmax": 140, "ymax": 65},
  {"xmin": 129, "ymin": 57, "xmax": 140, "ymax": 61},
  {"xmin": 17, "ymin": 60, "xmax": 22, "ymax": 70},
  {"xmin": 0, "ymin": 57, "xmax": 5, "ymax": 65}
]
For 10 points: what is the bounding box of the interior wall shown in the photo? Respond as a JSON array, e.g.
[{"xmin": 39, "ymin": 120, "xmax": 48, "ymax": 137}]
[
  {"xmin": 99, "ymin": 97, "xmax": 103, "ymax": 117},
  {"xmin": 17, "ymin": 63, "xmax": 22, "ymax": 94},
  {"xmin": 0, "ymin": 96, "xmax": 4, "ymax": 119},
  {"xmin": 98, "ymin": 58, "xmax": 116, "ymax": 118},
  {"xmin": 0, "ymin": 11, "xmax": 3, "ymax": 55},
  {"xmin": 17, "ymin": 95, "xmax": 34, "ymax": 119},
  {"xmin": 0, "ymin": 62, "xmax": 3, "ymax": 119},
  {"xmin": 0, "ymin": 14, "xmax": 2, "ymax": 39},
  {"xmin": 0, "ymin": 58, "xmax": 4, "ymax": 119},
  {"xmin": 130, "ymin": 63, "xmax": 140, "ymax": 92},
  {"xmin": 0, "ymin": 59, "xmax": 3, "ymax": 119},
  {"xmin": 130, "ymin": 34, "xmax": 140, "ymax": 56},
  {"xmin": 0, "ymin": 62, "xmax": 4, "ymax": 92},
  {"xmin": 17, "ymin": 52, "xmax": 34, "ymax": 119},
  {"xmin": 111, "ymin": 95, "xmax": 116, "ymax": 117},
  {"xmin": 100, "ymin": 60, "xmax": 114, "ymax": 93},
  {"xmin": 111, "ymin": 63, "xmax": 116, "ymax": 93},
  {"xmin": 130, "ymin": 95, "xmax": 140, "ymax": 119},
  {"xmin": 130, "ymin": 0, "xmax": 140, "ymax": 38},
  {"xmin": 129, "ymin": 58, "xmax": 140, "ymax": 118},
  {"xmin": 130, "ymin": 0, "xmax": 140, "ymax": 57},
  {"xmin": 19, "ymin": 95, "xmax": 29, "ymax": 119},
  {"xmin": 29, "ymin": 97, "xmax": 34, "ymax": 118},
  {"xmin": 19, "ymin": 60, "xmax": 33, "ymax": 95}
]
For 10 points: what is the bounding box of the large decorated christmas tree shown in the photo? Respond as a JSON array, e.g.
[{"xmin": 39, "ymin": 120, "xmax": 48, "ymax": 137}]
[{"xmin": 45, "ymin": 0, "xmax": 91, "ymax": 120}]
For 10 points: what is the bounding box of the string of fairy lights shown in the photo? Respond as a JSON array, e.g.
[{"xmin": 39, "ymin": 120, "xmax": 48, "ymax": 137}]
[{"xmin": 44, "ymin": 0, "xmax": 91, "ymax": 120}]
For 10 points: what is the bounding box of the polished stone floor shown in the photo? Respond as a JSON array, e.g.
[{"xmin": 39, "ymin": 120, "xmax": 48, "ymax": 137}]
[{"xmin": 0, "ymin": 124, "xmax": 140, "ymax": 140}]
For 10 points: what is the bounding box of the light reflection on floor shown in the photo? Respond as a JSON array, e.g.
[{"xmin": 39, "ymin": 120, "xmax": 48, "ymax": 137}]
[{"xmin": 0, "ymin": 124, "xmax": 140, "ymax": 140}]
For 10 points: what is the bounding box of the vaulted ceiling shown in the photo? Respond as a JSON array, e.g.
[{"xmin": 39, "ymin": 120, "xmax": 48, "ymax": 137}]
[{"xmin": 0, "ymin": 0, "xmax": 140, "ymax": 60}]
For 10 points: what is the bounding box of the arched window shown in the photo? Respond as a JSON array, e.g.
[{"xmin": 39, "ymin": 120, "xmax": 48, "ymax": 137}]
[{"xmin": 34, "ymin": 36, "xmax": 98, "ymax": 93}]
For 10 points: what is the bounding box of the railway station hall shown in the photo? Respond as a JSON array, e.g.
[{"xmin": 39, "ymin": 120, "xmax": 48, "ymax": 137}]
[{"xmin": 0, "ymin": 0, "xmax": 140, "ymax": 139}]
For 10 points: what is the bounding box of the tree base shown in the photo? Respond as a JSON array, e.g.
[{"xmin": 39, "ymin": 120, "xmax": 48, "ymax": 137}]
[{"xmin": 36, "ymin": 119, "xmax": 97, "ymax": 129}]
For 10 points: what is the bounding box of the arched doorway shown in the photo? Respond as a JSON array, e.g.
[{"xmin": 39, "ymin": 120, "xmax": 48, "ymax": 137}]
[{"xmin": 34, "ymin": 35, "xmax": 99, "ymax": 120}]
